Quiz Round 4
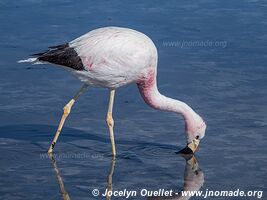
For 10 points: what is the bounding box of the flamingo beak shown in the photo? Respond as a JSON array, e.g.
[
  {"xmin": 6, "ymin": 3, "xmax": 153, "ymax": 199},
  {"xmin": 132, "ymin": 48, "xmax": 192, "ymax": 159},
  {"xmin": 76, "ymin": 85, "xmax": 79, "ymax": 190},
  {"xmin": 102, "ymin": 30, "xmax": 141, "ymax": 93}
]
[{"xmin": 178, "ymin": 139, "xmax": 200, "ymax": 154}]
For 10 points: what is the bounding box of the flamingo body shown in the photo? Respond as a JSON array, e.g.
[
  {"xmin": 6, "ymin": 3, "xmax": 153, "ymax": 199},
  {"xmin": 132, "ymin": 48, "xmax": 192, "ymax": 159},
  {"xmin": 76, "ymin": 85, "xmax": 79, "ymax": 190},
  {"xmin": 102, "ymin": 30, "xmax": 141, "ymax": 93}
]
[{"xmin": 69, "ymin": 27, "xmax": 157, "ymax": 89}]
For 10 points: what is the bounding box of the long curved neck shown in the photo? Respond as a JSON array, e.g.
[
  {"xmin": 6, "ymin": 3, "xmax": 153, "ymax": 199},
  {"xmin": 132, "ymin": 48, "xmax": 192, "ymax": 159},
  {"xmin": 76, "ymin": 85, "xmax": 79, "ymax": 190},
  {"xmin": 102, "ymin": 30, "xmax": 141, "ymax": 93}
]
[{"xmin": 137, "ymin": 71, "xmax": 200, "ymax": 134}]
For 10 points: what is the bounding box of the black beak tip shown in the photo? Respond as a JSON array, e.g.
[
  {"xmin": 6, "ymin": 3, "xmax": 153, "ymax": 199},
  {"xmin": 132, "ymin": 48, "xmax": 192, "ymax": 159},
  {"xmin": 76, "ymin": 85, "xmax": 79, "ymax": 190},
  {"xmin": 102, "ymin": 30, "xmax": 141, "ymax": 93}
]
[{"xmin": 176, "ymin": 146, "xmax": 194, "ymax": 155}]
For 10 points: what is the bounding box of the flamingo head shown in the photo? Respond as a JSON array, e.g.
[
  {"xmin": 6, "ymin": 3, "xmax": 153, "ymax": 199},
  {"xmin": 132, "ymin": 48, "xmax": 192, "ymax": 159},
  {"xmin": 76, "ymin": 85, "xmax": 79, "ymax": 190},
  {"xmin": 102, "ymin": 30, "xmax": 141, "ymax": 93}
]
[{"xmin": 179, "ymin": 118, "xmax": 207, "ymax": 154}]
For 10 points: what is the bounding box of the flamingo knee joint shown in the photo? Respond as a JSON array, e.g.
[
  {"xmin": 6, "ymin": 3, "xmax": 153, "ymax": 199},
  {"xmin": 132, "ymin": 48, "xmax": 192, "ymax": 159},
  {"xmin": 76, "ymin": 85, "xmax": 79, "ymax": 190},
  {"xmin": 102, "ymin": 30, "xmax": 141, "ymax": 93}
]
[
  {"xmin": 63, "ymin": 99, "xmax": 75, "ymax": 115},
  {"xmin": 106, "ymin": 114, "xmax": 114, "ymax": 127}
]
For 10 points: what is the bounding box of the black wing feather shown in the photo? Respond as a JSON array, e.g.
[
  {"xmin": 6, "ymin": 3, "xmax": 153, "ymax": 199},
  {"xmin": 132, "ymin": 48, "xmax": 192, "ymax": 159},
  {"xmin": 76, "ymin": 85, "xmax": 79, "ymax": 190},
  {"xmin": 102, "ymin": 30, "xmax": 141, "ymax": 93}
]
[{"xmin": 34, "ymin": 43, "xmax": 84, "ymax": 71}]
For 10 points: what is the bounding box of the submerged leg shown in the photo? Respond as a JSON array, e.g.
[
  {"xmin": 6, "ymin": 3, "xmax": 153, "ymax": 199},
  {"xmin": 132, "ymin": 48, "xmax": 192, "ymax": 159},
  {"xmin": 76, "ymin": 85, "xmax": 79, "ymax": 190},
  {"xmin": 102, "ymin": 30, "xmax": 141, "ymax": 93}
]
[
  {"xmin": 48, "ymin": 83, "xmax": 89, "ymax": 154},
  {"xmin": 106, "ymin": 90, "xmax": 116, "ymax": 156}
]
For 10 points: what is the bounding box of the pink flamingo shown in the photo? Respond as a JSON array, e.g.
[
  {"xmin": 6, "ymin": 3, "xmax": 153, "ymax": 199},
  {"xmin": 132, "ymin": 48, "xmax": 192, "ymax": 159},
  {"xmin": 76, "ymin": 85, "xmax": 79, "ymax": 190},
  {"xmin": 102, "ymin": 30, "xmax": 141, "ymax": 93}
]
[{"xmin": 19, "ymin": 27, "xmax": 206, "ymax": 156}]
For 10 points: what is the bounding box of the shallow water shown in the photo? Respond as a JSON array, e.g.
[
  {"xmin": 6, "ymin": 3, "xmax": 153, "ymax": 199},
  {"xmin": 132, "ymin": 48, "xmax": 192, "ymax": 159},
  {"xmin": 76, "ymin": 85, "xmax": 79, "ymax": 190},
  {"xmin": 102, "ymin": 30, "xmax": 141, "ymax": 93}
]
[{"xmin": 0, "ymin": 0, "xmax": 267, "ymax": 199}]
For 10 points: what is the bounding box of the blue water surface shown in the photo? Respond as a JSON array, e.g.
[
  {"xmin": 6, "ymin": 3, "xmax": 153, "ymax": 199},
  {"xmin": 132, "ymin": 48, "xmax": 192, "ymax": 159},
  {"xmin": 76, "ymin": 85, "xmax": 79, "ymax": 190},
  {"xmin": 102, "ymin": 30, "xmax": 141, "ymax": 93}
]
[{"xmin": 0, "ymin": 0, "xmax": 267, "ymax": 199}]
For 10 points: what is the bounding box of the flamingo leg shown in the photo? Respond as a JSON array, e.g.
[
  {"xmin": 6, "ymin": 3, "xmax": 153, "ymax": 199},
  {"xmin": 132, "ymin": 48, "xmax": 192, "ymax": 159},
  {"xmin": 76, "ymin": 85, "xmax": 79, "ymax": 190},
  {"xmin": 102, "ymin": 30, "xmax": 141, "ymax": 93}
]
[
  {"xmin": 106, "ymin": 89, "xmax": 116, "ymax": 156},
  {"xmin": 48, "ymin": 83, "xmax": 89, "ymax": 154}
]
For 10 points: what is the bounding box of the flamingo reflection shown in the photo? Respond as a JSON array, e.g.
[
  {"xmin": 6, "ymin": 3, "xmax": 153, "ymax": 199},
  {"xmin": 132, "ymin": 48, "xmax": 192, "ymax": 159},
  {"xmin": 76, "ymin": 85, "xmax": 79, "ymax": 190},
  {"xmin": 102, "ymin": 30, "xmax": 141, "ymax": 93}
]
[
  {"xmin": 48, "ymin": 154, "xmax": 203, "ymax": 200},
  {"xmin": 147, "ymin": 155, "xmax": 204, "ymax": 200}
]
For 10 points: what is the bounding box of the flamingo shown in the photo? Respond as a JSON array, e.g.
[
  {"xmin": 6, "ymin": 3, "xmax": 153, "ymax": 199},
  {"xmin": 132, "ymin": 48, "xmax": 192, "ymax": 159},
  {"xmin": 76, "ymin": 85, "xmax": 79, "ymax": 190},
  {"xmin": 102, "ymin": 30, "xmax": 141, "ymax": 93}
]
[{"xmin": 19, "ymin": 27, "xmax": 206, "ymax": 156}]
